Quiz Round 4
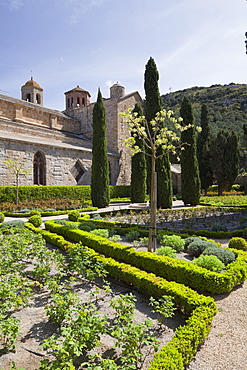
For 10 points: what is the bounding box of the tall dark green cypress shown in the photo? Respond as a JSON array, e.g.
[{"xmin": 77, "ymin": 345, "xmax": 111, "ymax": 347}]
[
  {"xmin": 180, "ymin": 96, "xmax": 201, "ymax": 206},
  {"xmin": 130, "ymin": 103, "xmax": 146, "ymax": 203},
  {"xmin": 211, "ymin": 130, "xmax": 239, "ymax": 195},
  {"xmin": 91, "ymin": 89, "xmax": 110, "ymax": 208},
  {"xmin": 156, "ymin": 148, "xmax": 173, "ymax": 209},
  {"xmin": 197, "ymin": 104, "xmax": 214, "ymax": 195},
  {"xmin": 144, "ymin": 57, "xmax": 172, "ymax": 208}
]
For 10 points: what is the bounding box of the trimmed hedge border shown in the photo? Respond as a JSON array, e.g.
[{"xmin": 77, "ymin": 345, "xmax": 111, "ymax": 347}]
[
  {"xmin": 4, "ymin": 207, "xmax": 98, "ymax": 218},
  {"xmin": 25, "ymin": 222, "xmax": 217, "ymax": 370},
  {"xmin": 199, "ymin": 202, "xmax": 247, "ymax": 208},
  {"xmin": 0, "ymin": 185, "xmax": 130, "ymax": 203},
  {"xmin": 44, "ymin": 221, "xmax": 247, "ymax": 294}
]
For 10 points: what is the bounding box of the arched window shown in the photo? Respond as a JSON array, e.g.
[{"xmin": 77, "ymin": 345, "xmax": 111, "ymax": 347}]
[
  {"xmin": 33, "ymin": 151, "xmax": 46, "ymax": 185},
  {"xmin": 36, "ymin": 94, "xmax": 41, "ymax": 104},
  {"xmin": 26, "ymin": 93, "xmax": 31, "ymax": 102}
]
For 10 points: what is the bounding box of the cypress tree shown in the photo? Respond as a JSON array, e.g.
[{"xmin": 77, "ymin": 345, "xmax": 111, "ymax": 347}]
[
  {"xmin": 197, "ymin": 104, "xmax": 214, "ymax": 195},
  {"xmin": 156, "ymin": 149, "xmax": 173, "ymax": 209},
  {"xmin": 91, "ymin": 88, "xmax": 110, "ymax": 208},
  {"xmin": 130, "ymin": 103, "xmax": 146, "ymax": 203},
  {"xmin": 211, "ymin": 130, "xmax": 239, "ymax": 195},
  {"xmin": 144, "ymin": 57, "xmax": 172, "ymax": 208},
  {"xmin": 180, "ymin": 96, "xmax": 201, "ymax": 206}
]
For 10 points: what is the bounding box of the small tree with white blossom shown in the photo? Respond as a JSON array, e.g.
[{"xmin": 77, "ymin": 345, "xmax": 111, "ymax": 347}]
[
  {"xmin": 4, "ymin": 159, "xmax": 32, "ymax": 205},
  {"xmin": 121, "ymin": 109, "xmax": 191, "ymax": 252}
]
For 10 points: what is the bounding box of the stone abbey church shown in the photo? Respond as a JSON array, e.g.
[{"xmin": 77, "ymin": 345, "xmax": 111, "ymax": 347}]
[
  {"xmin": 0, "ymin": 78, "xmax": 144, "ymax": 187},
  {"xmin": 0, "ymin": 78, "xmax": 181, "ymax": 191}
]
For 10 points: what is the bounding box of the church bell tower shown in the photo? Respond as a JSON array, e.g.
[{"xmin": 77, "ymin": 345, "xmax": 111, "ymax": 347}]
[{"xmin": 21, "ymin": 77, "xmax": 43, "ymax": 105}]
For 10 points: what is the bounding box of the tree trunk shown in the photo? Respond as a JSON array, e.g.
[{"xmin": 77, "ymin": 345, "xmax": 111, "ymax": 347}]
[
  {"xmin": 16, "ymin": 173, "xmax": 19, "ymax": 205},
  {"xmin": 148, "ymin": 155, "xmax": 157, "ymax": 252}
]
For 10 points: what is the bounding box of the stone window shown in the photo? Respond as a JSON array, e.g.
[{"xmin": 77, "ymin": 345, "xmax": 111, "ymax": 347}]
[
  {"xmin": 26, "ymin": 93, "xmax": 31, "ymax": 102},
  {"xmin": 34, "ymin": 151, "xmax": 46, "ymax": 185},
  {"xmin": 36, "ymin": 94, "xmax": 41, "ymax": 104},
  {"xmin": 70, "ymin": 160, "xmax": 85, "ymax": 183},
  {"xmin": 82, "ymin": 98, "xmax": 85, "ymax": 106},
  {"xmin": 77, "ymin": 97, "xmax": 80, "ymax": 106},
  {"xmin": 67, "ymin": 98, "xmax": 70, "ymax": 108}
]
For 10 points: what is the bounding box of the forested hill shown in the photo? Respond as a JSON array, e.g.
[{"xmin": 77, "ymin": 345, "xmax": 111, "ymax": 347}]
[{"xmin": 161, "ymin": 83, "xmax": 247, "ymax": 145}]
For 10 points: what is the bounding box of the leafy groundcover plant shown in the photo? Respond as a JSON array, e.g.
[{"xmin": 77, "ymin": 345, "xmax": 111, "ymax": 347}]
[{"xmin": 0, "ymin": 225, "xmax": 181, "ymax": 370}]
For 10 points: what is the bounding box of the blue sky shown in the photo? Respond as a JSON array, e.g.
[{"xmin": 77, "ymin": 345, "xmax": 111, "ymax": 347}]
[{"xmin": 0, "ymin": 0, "xmax": 247, "ymax": 110}]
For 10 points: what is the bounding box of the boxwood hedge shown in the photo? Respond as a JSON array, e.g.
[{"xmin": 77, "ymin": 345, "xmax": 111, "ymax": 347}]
[
  {"xmin": 25, "ymin": 222, "xmax": 217, "ymax": 370},
  {"xmin": 44, "ymin": 220, "xmax": 247, "ymax": 294}
]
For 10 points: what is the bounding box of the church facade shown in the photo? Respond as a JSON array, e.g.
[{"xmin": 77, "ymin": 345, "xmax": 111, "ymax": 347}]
[{"xmin": 0, "ymin": 79, "xmax": 142, "ymax": 187}]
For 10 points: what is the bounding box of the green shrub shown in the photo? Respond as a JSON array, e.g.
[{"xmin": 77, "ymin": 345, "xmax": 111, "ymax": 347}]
[
  {"xmin": 160, "ymin": 235, "xmax": 185, "ymax": 252},
  {"xmin": 202, "ymin": 246, "xmax": 236, "ymax": 265},
  {"xmin": 29, "ymin": 210, "xmax": 42, "ymax": 217},
  {"xmin": 228, "ymin": 237, "xmax": 247, "ymax": 251},
  {"xmin": 193, "ymin": 255, "xmax": 225, "ymax": 273},
  {"xmin": 55, "ymin": 220, "xmax": 67, "ymax": 225},
  {"xmin": 91, "ymin": 229, "xmax": 109, "ymax": 238},
  {"xmin": 63, "ymin": 221, "xmax": 79, "ymax": 229},
  {"xmin": 212, "ymin": 224, "xmax": 228, "ymax": 232},
  {"xmin": 0, "ymin": 220, "xmax": 25, "ymax": 228},
  {"xmin": 78, "ymin": 225, "xmax": 91, "ymax": 232},
  {"xmin": 28, "ymin": 215, "xmax": 42, "ymax": 228},
  {"xmin": 184, "ymin": 236, "xmax": 202, "ymax": 251},
  {"xmin": 187, "ymin": 240, "xmax": 216, "ymax": 257},
  {"xmin": 125, "ymin": 229, "xmax": 140, "ymax": 242},
  {"xmin": 91, "ymin": 213, "xmax": 103, "ymax": 220},
  {"xmin": 0, "ymin": 212, "xmax": 4, "ymax": 223},
  {"xmin": 156, "ymin": 246, "xmax": 177, "ymax": 259},
  {"xmin": 68, "ymin": 210, "xmax": 81, "ymax": 222},
  {"xmin": 45, "ymin": 208, "xmax": 57, "ymax": 212},
  {"xmin": 44, "ymin": 220, "xmax": 247, "ymax": 294},
  {"xmin": 108, "ymin": 234, "xmax": 122, "ymax": 242},
  {"xmin": 78, "ymin": 222, "xmax": 97, "ymax": 231},
  {"xmin": 19, "ymin": 208, "xmax": 31, "ymax": 213}
]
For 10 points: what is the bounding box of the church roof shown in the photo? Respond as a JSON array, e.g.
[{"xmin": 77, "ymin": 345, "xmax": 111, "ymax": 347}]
[
  {"xmin": 22, "ymin": 77, "xmax": 43, "ymax": 90},
  {"xmin": 65, "ymin": 85, "xmax": 91, "ymax": 97}
]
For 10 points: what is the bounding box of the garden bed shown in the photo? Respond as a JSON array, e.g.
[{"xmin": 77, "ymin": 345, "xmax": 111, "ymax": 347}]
[
  {"xmin": 0, "ymin": 227, "xmax": 188, "ymax": 370},
  {"xmin": 0, "ymin": 274, "xmax": 185, "ymax": 370}
]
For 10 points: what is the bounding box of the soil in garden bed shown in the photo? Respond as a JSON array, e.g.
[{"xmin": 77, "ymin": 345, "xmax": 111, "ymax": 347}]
[{"xmin": 0, "ymin": 252, "xmax": 186, "ymax": 370}]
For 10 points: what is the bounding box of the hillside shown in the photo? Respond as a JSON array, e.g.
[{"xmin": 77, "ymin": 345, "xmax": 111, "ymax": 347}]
[{"xmin": 161, "ymin": 83, "xmax": 247, "ymax": 166}]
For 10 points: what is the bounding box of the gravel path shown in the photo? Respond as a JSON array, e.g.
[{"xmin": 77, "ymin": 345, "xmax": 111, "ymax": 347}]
[{"xmin": 187, "ymin": 279, "xmax": 247, "ymax": 370}]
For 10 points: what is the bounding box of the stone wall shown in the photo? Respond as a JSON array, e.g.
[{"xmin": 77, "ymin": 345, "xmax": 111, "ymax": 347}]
[
  {"xmin": 0, "ymin": 86, "xmax": 143, "ymax": 188},
  {"xmin": 115, "ymin": 93, "xmax": 143, "ymax": 185},
  {"xmin": 65, "ymin": 90, "xmax": 143, "ymax": 185},
  {"xmin": 0, "ymin": 94, "xmax": 80, "ymax": 134},
  {"xmin": 0, "ymin": 139, "xmax": 93, "ymax": 186}
]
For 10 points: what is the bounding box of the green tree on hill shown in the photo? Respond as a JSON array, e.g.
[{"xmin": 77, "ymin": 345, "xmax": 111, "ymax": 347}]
[
  {"xmin": 180, "ymin": 96, "xmax": 201, "ymax": 206},
  {"xmin": 91, "ymin": 89, "xmax": 110, "ymax": 208}
]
